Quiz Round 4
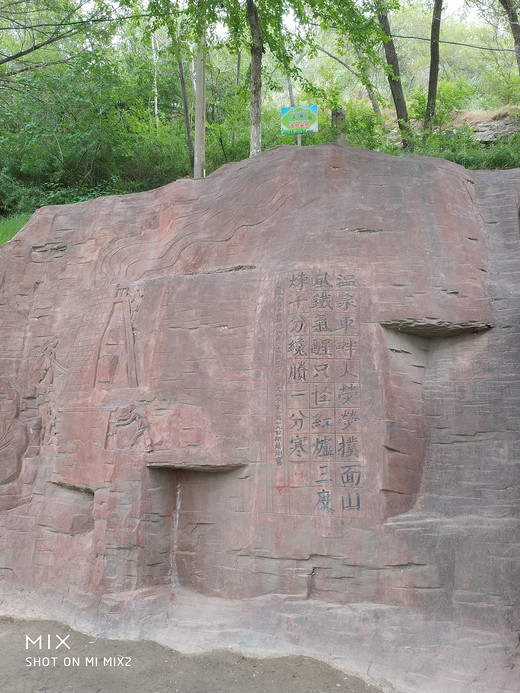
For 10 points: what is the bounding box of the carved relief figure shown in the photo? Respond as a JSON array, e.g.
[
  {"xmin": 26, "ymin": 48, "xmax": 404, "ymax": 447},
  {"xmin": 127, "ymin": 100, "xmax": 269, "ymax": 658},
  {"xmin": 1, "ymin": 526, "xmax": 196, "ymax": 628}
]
[
  {"xmin": 0, "ymin": 377, "xmax": 28, "ymax": 485},
  {"xmin": 33, "ymin": 337, "xmax": 67, "ymax": 391},
  {"xmin": 95, "ymin": 288, "xmax": 137, "ymax": 388},
  {"xmin": 106, "ymin": 405, "xmax": 154, "ymax": 452}
]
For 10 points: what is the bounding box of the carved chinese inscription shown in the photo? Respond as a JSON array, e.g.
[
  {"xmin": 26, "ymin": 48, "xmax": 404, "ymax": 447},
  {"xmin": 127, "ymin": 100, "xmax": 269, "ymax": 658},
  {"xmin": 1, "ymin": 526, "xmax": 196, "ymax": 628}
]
[{"xmin": 271, "ymin": 271, "xmax": 365, "ymax": 517}]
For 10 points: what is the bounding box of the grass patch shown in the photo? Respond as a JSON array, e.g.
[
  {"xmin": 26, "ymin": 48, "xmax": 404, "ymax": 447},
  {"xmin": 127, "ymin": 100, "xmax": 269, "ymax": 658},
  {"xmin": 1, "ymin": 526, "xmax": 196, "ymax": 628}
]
[{"xmin": 0, "ymin": 213, "xmax": 32, "ymax": 245}]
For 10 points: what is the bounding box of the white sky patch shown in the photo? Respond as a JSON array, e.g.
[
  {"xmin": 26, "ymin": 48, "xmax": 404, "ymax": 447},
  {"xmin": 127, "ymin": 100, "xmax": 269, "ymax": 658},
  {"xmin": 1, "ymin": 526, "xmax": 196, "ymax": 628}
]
[{"xmin": 441, "ymin": 0, "xmax": 482, "ymax": 22}]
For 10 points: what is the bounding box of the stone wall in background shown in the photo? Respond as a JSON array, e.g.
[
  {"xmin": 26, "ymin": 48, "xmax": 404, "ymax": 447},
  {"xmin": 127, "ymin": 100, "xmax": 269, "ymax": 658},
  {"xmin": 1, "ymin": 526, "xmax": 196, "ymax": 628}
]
[{"xmin": 0, "ymin": 145, "xmax": 518, "ymax": 693}]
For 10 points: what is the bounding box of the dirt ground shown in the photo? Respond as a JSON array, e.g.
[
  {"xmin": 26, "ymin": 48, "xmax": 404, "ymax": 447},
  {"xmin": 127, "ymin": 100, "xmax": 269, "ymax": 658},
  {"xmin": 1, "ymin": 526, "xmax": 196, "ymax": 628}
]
[{"xmin": 0, "ymin": 617, "xmax": 387, "ymax": 693}]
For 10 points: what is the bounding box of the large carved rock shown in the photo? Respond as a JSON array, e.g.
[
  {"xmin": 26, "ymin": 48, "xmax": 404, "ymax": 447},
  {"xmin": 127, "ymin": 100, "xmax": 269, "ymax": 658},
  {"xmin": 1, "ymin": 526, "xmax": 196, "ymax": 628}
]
[{"xmin": 0, "ymin": 145, "xmax": 518, "ymax": 692}]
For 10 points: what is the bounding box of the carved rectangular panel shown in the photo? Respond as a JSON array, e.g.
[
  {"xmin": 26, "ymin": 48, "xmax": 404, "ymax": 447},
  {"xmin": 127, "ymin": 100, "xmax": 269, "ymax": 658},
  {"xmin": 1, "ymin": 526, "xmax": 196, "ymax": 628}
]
[{"xmin": 269, "ymin": 270, "xmax": 366, "ymax": 518}]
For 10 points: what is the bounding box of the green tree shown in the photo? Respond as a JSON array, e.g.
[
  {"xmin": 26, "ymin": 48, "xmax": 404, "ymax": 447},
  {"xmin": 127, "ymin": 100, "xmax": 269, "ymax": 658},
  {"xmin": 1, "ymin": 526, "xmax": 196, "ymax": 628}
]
[
  {"xmin": 378, "ymin": 6, "xmax": 412, "ymax": 147},
  {"xmin": 246, "ymin": 0, "xmax": 263, "ymax": 155},
  {"xmin": 0, "ymin": 13, "xmax": 192, "ymax": 213},
  {"xmin": 0, "ymin": 0, "xmax": 115, "ymax": 91},
  {"xmin": 139, "ymin": 0, "xmax": 393, "ymax": 158},
  {"xmin": 494, "ymin": 0, "xmax": 520, "ymax": 78},
  {"xmin": 423, "ymin": 0, "xmax": 443, "ymax": 133}
]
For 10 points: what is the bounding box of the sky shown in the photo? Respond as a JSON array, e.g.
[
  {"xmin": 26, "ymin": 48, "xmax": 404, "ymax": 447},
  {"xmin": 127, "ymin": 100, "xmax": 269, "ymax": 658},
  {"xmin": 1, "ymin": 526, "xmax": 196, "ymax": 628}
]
[{"xmin": 441, "ymin": 0, "xmax": 482, "ymax": 22}]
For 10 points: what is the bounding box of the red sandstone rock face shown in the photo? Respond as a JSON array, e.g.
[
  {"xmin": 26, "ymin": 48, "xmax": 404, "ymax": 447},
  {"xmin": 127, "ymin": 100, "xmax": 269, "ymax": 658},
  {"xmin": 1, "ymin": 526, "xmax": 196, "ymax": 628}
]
[{"xmin": 0, "ymin": 145, "xmax": 518, "ymax": 692}]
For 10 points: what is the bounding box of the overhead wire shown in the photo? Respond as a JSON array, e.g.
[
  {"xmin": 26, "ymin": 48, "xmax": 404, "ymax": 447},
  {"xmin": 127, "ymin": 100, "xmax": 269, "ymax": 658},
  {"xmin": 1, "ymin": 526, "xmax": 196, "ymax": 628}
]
[{"xmin": 389, "ymin": 33, "xmax": 516, "ymax": 53}]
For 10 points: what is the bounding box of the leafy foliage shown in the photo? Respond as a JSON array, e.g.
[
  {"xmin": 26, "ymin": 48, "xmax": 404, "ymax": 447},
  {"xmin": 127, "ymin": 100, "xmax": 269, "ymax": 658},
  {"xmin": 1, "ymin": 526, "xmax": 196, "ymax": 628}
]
[
  {"xmin": 1, "ymin": 0, "xmax": 520, "ymax": 222},
  {"xmin": 410, "ymin": 77, "xmax": 476, "ymax": 126},
  {"xmin": 408, "ymin": 126, "xmax": 520, "ymax": 169}
]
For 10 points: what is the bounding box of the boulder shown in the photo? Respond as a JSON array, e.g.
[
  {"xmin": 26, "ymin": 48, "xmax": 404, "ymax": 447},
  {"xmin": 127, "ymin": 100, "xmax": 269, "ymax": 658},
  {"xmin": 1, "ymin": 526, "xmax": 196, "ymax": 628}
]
[{"xmin": 0, "ymin": 145, "xmax": 518, "ymax": 692}]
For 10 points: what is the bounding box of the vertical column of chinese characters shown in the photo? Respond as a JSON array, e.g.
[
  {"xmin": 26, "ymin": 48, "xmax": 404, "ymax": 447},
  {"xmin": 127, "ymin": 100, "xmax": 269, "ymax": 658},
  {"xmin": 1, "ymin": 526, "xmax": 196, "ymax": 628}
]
[
  {"xmin": 333, "ymin": 273, "xmax": 363, "ymax": 515},
  {"xmin": 309, "ymin": 271, "xmax": 338, "ymax": 515},
  {"xmin": 273, "ymin": 280, "xmax": 285, "ymax": 466},
  {"xmin": 286, "ymin": 272, "xmax": 312, "ymax": 501}
]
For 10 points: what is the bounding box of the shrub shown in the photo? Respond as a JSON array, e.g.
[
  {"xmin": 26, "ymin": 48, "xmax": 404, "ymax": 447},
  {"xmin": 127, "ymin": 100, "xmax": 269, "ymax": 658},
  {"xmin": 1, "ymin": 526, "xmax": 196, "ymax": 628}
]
[
  {"xmin": 410, "ymin": 78, "xmax": 476, "ymax": 127},
  {"xmin": 410, "ymin": 125, "xmax": 520, "ymax": 170}
]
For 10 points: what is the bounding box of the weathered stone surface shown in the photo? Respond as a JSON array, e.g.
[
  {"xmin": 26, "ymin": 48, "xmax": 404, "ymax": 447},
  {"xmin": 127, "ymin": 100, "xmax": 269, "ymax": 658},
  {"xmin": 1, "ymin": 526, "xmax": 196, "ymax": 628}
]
[
  {"xmin": 0, "ymin": 145, "xmax": 518, "ymax": 692},
  {"xmin": 473, "ymin": 116, "xmax": 518, "ymax": 143}
]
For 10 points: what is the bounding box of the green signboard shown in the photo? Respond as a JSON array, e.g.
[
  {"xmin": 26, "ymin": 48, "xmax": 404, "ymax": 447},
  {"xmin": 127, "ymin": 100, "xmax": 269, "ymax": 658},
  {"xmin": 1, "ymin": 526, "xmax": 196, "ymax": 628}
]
[{"xmin": 281, "ymin": 105, "xmax": 318, "ymax": 135}]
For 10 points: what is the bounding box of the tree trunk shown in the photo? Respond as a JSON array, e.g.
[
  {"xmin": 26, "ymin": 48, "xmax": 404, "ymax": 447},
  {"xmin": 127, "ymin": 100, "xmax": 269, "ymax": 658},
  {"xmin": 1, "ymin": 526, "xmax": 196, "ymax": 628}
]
[
  {"xmin": 151, "ymin": 33, "xmax": 159, "ymax": 131},
  {"xmin": 178, "ymin": 57, "xmax": 194, "ymax": 173},
  {"xmin": 286, "ymin": 71, "xmax": 301, "ymax": 146},
  {"xmin": 354, "ymin": 47, "xmax": 383, "ymax": 119},
  {"xmin": 246, "ymin": 0, "xmax": 263, "ymax": 157},
  {"xmin": 378, "ymin": 10, "xmax": 412, "ymax": 149},
  {"xmin": 231, "ymin": 50, "xmax": 241, "ymax": 157},
  {"xmin": 194, "ymin": 39, "xmax": 206, "ymax": 178},
  {"xmin": 424, "ymin": 0, "xmax": 443, "ymax": 133},
  {"xmin": 498, "ymin": 0, "xmax": 520, "ymax": 77},
  {"xmin": 287, "ymin": 72, "xmax": 295, "ymax": 107},
  {"xmin": 331, "ymin": 108, "xmax": 346, "ymax": 144}
]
